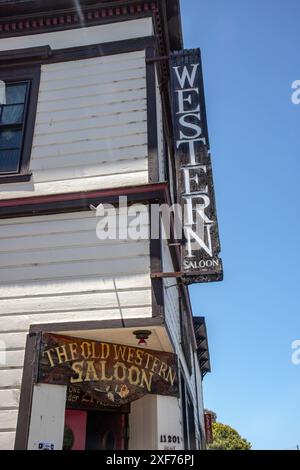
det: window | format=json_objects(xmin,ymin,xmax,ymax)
[
  {"xmin": 0, "ymin": 66, "xmax": 40, "ymax": 183},
  {"xmin": 0, "ymin": 82, "xmax": 29, "ymax": 173}
]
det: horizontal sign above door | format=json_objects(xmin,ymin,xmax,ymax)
[{"xmin": 37, "ymin": 333, "xmax": 179, "ymax": 407}]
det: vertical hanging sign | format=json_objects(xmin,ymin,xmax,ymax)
[{"xmin": 170, "ymin": 49, "xmax": 223, "ymax": 283}]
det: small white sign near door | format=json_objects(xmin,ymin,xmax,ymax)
[{"xmin": 34, "ymin": 441, "xmax": 55, "ymax": 451}]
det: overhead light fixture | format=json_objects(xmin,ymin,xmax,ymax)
[{"xmin": 133, "ymin": 330, "xmax": 152, "ymax": 346}]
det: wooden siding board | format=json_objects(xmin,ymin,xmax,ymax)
[
  {"xmin": 31, "ymin": 146, "xmax": 147, "ymax": 171},
  {"xmin": 0, "ymin": 290, "xmax": 152, "ymax": 316},
  {"xmin": 0, "ymin": 173, "xmax": 149, "ymax": 200},
  {"xmin": 0, "ymin": 275, "xmax": 151, "ymax": 302},
  {"xmin": 0, "ymin": 390, "xmax": 20, "ymax": 408},
  {"xmin": 0, "ymin": 19, "xmax": 154, "ymax": 52},
  {"xmin": 38, "ymin": 78, "xmax": 146, "ymax": 103},
  {"xmin": 0, "ymin": 207, "xmax": 153, "ymax": 450},
  {"xmin": 0, "ymin": 432, "xmax": 15, "ymax": 450},
  {"xmin": 0, "ymin": 257, "xmax": 149, "ymax": 283},
  {"xmin": 0, "ymin": 49, "xmax": 150, "ymax": 200},
  {"xmin": 34, "ymin": 110, "xmax": 147, "ymax": 137},
  {"xmin": 0, "ymin": 307, "xmax": 153, "ymax": 333},
  {"xmin": 35, "ymin": 88, "xmax": 147, "ymax": 113},
  {"xmin": 0, "ymin": 410, "xmax": 18, "ymax": 430},
  {"xmin": 36, "ymin": 99, "xmax": 147, "ymax": 125}
]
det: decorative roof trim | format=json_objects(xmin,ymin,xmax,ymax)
[{"xmin": 0, "ymin": 1, "xmax": 155, "ymax": 37}]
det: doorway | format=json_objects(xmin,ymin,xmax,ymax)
[{"xmin": 63, "ymin": 409, "xmax": 128, "ymax": 450}]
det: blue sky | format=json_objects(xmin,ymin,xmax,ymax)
[{"xmin": 181, "ymin": 0, "xmax": 300, "ymax": 450}]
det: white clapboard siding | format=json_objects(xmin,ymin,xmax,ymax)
[
  {"xmin": 31, "ymin": 133, "xmax": 147, "ymax": 160},
  {"xmin": 33, "ymin": 121, "xmax": 146, "ymax": 148},
  {"xmin": 35, "ymin": 98, "xmax": 147, "ymax": 125},
  {"xmin": 0, "ymin": 369, "xmax": 22, "ymax": 388},
  {"xmin": 32, "ymin": 146, "xmax": 147, "ymax": 171},
  {"xmin": 0, "ymin": 333, "xmax": 27, "ymax": 350},
  {"xmin": 0, "ymin": 17, "xmax": 155, "ymax": 450},
  {"xmin": 0, "ymin": 307, "xmax": 152, "ymax": 334},
  {"xmin": 41, "ymin": 62, "xmax": 145, "ymax": 90},
  {"xmin": 1, "ymin": 352, "xmax": 24, "ymax": 369},
  {"xmin": 0, "ymin": 290, "xmax": 152, "ymax": 316},
  {"xmin": 40, "ymin": 67, "xmax": 146, "ymax": 94},
  {"xmin": 0, "ymin": 172, "xmax": 148, "ymax": 200},
  {"xmin": 0, "ymin": 211, "xmax": 151, "ymax": 319},
  {"xmin": 31, "ymin": 134, "xmax": 147, "ymax": 161},
  {"xmin": 0, "ymin": 50, "xmax": 150, "ymax": 200},
  {"xmin": 0, "ymin": 432, "xmax": 15, "ymax": 450},
  {"xmin": 0, "ymin": 211, "xmax": 125, "ymax": 237},
  {"xmin": 25, "ymin": 159, "xmax": 147, "ymax": 183},
  {"xmin": 0, "ymin": 18, "xmax": 153, "ymax": 51},
  {"xmin": 0, "ymin": 210, "xmax": 152, "ymax": 447},
  {"xmin": 35, "ymin": 110, "xmax": 147, "ymax": 137},
  {"xmin": 0, "ymin": 231, "xmax": 148, "ymax": 253},
  {"xmin": 0, "ymin": 211, "xmax": 151, "ymax": 283},
  {"xmin": 36, "ymin": 88, "xmax": 147, "ymax": 114},
  {"xmin": 0, "ymin": 273, "xmax": 151, "ymax": 299},
  {"xmin": 38, "ymin": 79, "xmax": 146, "ymax": 106},
  {"xmin": 0, "ymin": 390, "xmax": 20, "ymax": 409},
  {"xmin": 0, "ymin": 257, "xmax": 149, "ymax": 282},
  {"xmin": 0, "ymin": 410, "xmax": 18, "ymax": 430},
  {"xmin": 0, "ymin": 242, "xmax": 148, "ymax": 268},
  {"xmin": 42, "ymin": 50, "xmax": 146, "ymax": 72},
  {"xmin": 0, "ymin": 257, "xmax": 150, "ymax": 283}
]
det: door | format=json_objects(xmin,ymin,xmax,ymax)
[
  {"xmin": 64, "ymin": 410, "xmax": 87, "ymax": 450},
  {"xmin": 86, "ymin": 411, "xmax": 127, "ymax": 450},
  {"xmin": 64, "ymin": 409, "xmax": 127, "ymax": 450}
]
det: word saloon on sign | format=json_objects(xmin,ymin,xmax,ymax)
[
  {"xmin": 37, "ymin": 333, "xmax": 179, "ymax": 407},
  {"xmin": 170, "ymin": 49, "xmax": 223, "ymax": 283}
]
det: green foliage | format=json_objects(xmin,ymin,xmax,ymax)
[{"xmin": 208, "ymin": 422, "xmax": 252, "ymax": 450}]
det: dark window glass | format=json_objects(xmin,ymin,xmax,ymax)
[
  {"xmin": 1, "ymin": 105, "xmax": 24, "ymax": 125},
  {"xmin": 0, "ymin": 130, "xmax": 22, "ymax": 149},
  {"xmin": 5, "ymin": 84, "xmax": 27, "ymax": 104},
  {"xmin": 0, "ymin": 81, "xmax": 29, "ymax": 174},
  {"xmin": 0, "ymin": 149, "xmax": 20, "ymax": 172}
]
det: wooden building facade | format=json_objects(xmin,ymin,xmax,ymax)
[{"xmin": 0, "ymin": 0, "xmax": 213, "ymax": 450}]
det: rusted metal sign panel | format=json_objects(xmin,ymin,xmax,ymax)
[
  {"xmin": 170, "ymin": 49, "xmax": 223, "ymax": 284},
  {"xmin": 204, "ymin": 412, "xmax": 214, "ymax": 444},
  {"xmin": 38, "ymin": 333, "xmax": 179, "ymax": 407}
]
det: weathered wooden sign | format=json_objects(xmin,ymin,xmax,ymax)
[
  {"xmin": 37, "ymin": 333, "xmax": 179, "ymax": 407},
  {"xmin": 204, "ymin": 412, "xmax": 214, "ymax": 444},
  {"xmin": 170, "ymin": 49, "xmax": 223, "ymax": 283}
]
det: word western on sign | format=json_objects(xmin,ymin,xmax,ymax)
[
  {"xmin": 170, "ymin": 49, "xmax": 223, "ymax": 283},
  {"xmin": 37, "ymin": 333, "xmax": 179, "ymax": 407}
]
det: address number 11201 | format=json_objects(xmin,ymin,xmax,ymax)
[{"xmin": 160, "ymin": 434, "xmax": 181, "ymax": 445}]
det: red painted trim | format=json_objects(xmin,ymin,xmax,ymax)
[{"xmin": 0, "ymin": 182, "xmax": 169, "ymax": 208}]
